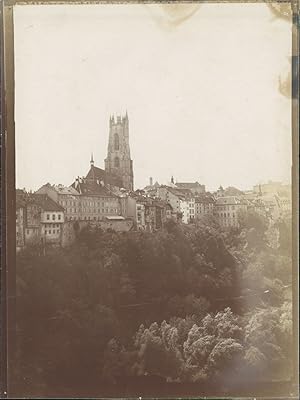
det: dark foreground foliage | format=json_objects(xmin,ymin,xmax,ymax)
[{"xmin": 13, "ymin": 212, "xmax": 294, "ymax": 397}]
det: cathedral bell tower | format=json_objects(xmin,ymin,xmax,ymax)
[{"xmin": 104, "ymin": 112, "xmax": 134, "ymax": 191}]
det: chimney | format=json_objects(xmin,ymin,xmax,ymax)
[{"xmin": 150, "ymin": 177, "xmax": 153, "ymax": 186}]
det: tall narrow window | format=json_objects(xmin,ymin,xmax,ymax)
[
  {"xmin": 114, "ymin": 157, "xmax": 120, "ymax": 168},
  {"xmin": 114, "ymin": 133, "xmax": 119, "ymax": 150}
]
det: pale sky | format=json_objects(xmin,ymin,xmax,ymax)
[{"xmin": 14, "ymin": 3, "xmax": 292, "ymax": 192}]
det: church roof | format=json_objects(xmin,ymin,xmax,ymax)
[
  {"xmin": 85, "ymin": 165, "xmax": 123, "ymax": 188},
  {"xmin": 86, "ymin": 165, "xmax": 106, "ymax": 181}
]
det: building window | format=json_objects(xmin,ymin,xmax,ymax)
[
  {"xmin": 114, "ymin": 157, "xmax": 120, "ymax": 168},
  {"xmin": 114, "ymin": 133, "xmax": 119, "ymax": 150},
  {"xmin": 47, "ymin": 214, "xmax": 50, "ymax": 220},
  {"xmin": 45, "ymin": 230, "xmax": 47, "ymax": 234},
  {"xmin": 49, "ymin": 230, "xmax": 51, "ymax": 234},
  {"xmin": 52, "ymin": 214, "xmax": 55, "ymax": 220}
]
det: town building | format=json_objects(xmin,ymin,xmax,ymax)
[
  {"xmin": 119, "ymin": 194, "xmax": 137, "ymax": 221},
  {"xmin": 180, "ymin": 197, "xmax": 196, "ymax": 224},
  {"xmin": 157, "ymin": 186, "xmax": 186, "ymax": 215},
  {"xmin": 72, "ymin": 178, "xmax": 121, "ymax": 221},
  {"xmin": 143, "ymin": 177, "xmax": 160, "ymax": 197},
  {"xmin": 175, "ymin": 181, "xmax": 205, "ymax": 195},
  {"xmin": 36, "ymin": 183, "xmax": 81, "ymax": 221},
  {"xmin": 16, "ymin": 192, "xmax": 65, "ymax": 249},
  {"xmin": 104, "ymin": 113, "xmax": 134, "ymax": 191},
  {"xmin": 136, "ymin": 202, "xmax": 146, "ymax": 231},
  {"xmin": 214, "ymin": 196, "xmax": 247, "ymax": 228},
  {"xmin": 195, "ymin": 194, "xmax": 215, "ymax": 219},
  {"xmin": 37, "ymin": 177, "xmax": 121, "ymax": 223}
]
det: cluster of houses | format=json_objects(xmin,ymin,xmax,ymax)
[{"xmin": 16, "ymin": 165, "xmax": 292, "ymax": 251}]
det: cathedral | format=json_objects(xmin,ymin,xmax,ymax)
[
  {"xmin": 84, "ymin": 112, "xmax": 134, "ymax": 191},
  {"xmin": 104, "ymin": 112, "xmax": 134, "ymax": 191}
]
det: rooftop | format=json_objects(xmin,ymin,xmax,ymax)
[
  {"xmin": 195, "ymin": 195, "xmax": 215, "ymax": 204},
  {"xmin": 17, "ymin": 193, "xmax": 64, "ymax": 212},
  {"xmin": 86, "ymin": 165, "xmax": 123, "ymax": 188},
  {"xmin": 215, "ymin": 196, "xmax": 245, "ymax": 206},
  {"xmin": 72, "ymin": 180, "xmax": 118, "ymax": 198},
  {"xmin": 176, "ymin": 182, "xmax": 204, "ymax": 189}
]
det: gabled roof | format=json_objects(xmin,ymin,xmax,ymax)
[
  {"xmin": 28, "ymin": 194, "xmax": 64, "ymax": 212},
  {"xmin": 143, "ymin": 181, "xmax": 160, "ymax": 191},
  {"xmin": 85, "ymin": 165, "xmax": 123, "ymax": 188},
  {"xmin": 86, "ymin": 165, "xmax": 106, "ymax": 181}
]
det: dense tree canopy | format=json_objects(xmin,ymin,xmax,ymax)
[{"xmin": 14, "ymin": 210, "xmax": 294, "ymax": 396}]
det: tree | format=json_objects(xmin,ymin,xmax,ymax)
[{"xmin": 238, "ymin": 209, "xmax": 269, "ymax": 249}]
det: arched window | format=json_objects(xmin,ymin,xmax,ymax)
[
  {"xmin": 114, "ymin": 133, "xmax": 119, "ymax": 150},
  {"xmin": 114, "ymin": 157, "xmax": 120, "ymax": 168}
]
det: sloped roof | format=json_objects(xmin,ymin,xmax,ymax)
[
  {"xmin": 223, "ymin": 186, "xmax": 244, "ymax": 196},
  {"xmin": 176, "ymin": 182, "xmax": 204, "ymax": 189},
  {"xmin": 29, "ymin": 194, "xmax": 64, "ymax": 212},
  {"xmin": 73, "ymin": 180, "xmax": 118, "ymax": 198},
  {"xmin": 195, "ymin": 195, "xmax": 215, "ymax": 204},
  {"xmin": 86, "ymin": 165, "xmax": 106, "ymax": 181},
  {"xmin": 168, "ymin": 187, "xmax": 192, "ymax": 199},
  {"xmin": 85, "ymin": 165, "xmax": 123, "ymax": 188},
  {"xmin": 143, "ymin": 181, "xmax": 160, "ymax": 191},
  {"xmin": 215, "ymin": 196, "xmax": 244, "ymax": 206},
  {"xmin": 53, "ymin": 185, "xmax": 80, "ymax": 195}
]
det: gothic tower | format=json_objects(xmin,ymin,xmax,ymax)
[{"xmin": 104, "ymin": 112, "xmax": 134, "ymax": 191}]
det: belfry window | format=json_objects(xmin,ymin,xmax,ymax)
[
  {"xmin": 114, "ymin": 157, "xmax": 120, "ymax": 168},
  {"xmin": 114, "ymin": 133, "xmax": 119, "ymax": 150}
]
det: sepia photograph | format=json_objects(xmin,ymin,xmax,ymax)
[{"xmin": 1, "ymin": 0, "xmax": 298, "ymax": 398}]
